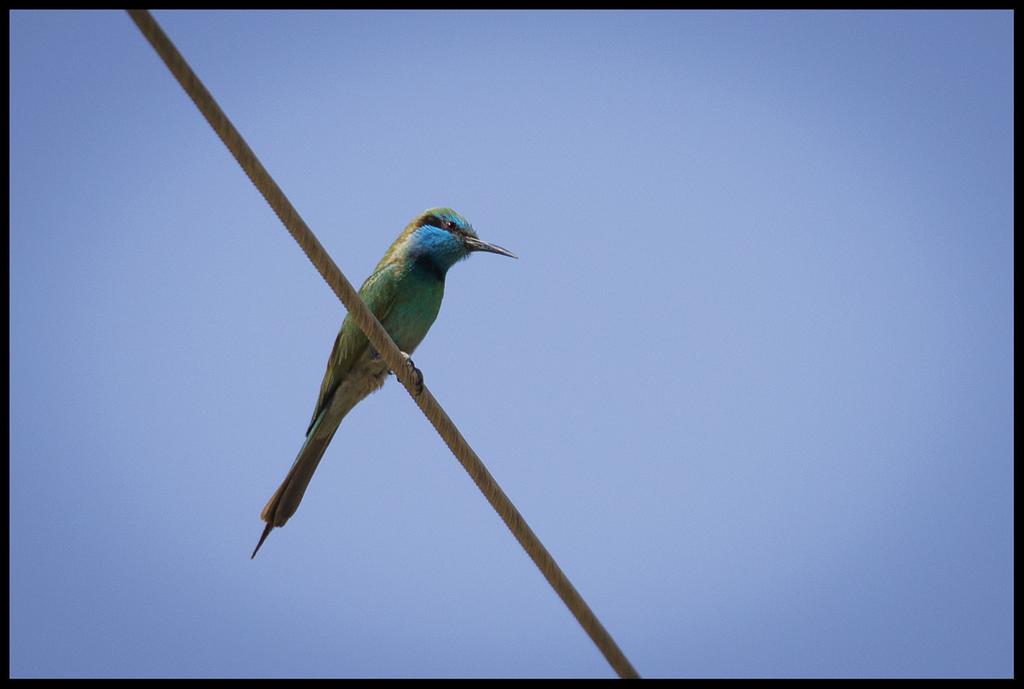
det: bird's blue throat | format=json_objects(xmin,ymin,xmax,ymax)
[{"xmin": 407, "ymin": 224, "xmax": 468, "ymax": 280}]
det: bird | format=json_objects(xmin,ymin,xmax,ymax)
[{"xmin": 251, "ymin": 208, "xmax": 516, "ymax": 558}]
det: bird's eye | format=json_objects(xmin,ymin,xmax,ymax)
[{"xmin": 443, "ymin": 220, "xmax": 455, "ymax": 231}]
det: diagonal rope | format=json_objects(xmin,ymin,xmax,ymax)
[{"xmin": 127, "ymin": 10, "xmax": 639, "ymax": 679}]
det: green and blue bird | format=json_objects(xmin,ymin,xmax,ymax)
[{"xmin": 252, "ymin": 208, "xmax": 515, "ymax": 558}]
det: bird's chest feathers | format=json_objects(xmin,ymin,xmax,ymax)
[{"xmin": 383, "ymin": 269, "xmax": 445, "ymax": 353}]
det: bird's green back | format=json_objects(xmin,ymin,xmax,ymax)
[{"xmin": 305, "ymin": 262, "xmax": 399, "ymax": 436}]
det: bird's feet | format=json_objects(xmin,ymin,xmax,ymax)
[
  {"xmin": 400, "ymin": 353, "xmax": 424, "ymax": 396},
  {"xmin": 380, "ymin": 350, "xmax": 423, "ymax": 395}
]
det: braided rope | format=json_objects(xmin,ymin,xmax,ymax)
[{"xmin": 127, "ymin": 10, "xmax": 639, "ymax": 679}]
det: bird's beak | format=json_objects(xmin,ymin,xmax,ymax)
[{"xmin": 464, "ymin": 236, "xmax": 518, "ymax": 259}]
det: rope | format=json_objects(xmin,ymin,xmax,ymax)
[{"xmin": 127, "ymin": 10, "xmax": 639, "ymax": 679}]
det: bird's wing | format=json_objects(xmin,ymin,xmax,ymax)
[{"xmin": 305, "ymin": 262, "xmax": 400, "ymax": 436}]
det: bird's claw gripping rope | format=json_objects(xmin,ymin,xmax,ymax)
[
  {"xmin": 400, "ymin": 353, "xmax": 424, "ymax": 396},
  {"xmin": 372, "ymin": 348, "xmax": 423, "ymax": 395},
  {"xmin": 373, "ymin": 348, "xmax": 423, "ymax": 395}
]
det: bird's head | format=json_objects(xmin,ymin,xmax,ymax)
[{"xmin": 400, "ymin": 207, "xmax": 516, "ymax": 277}]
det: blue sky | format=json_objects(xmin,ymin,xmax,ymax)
[{"xmin": 9, "ymin": 10, "xmax": 1013, "ymax": 678}]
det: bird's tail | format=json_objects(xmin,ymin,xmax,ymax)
[{"xmin": 251, "ymin": 409, "xmax": 339, "ymax": 558}]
